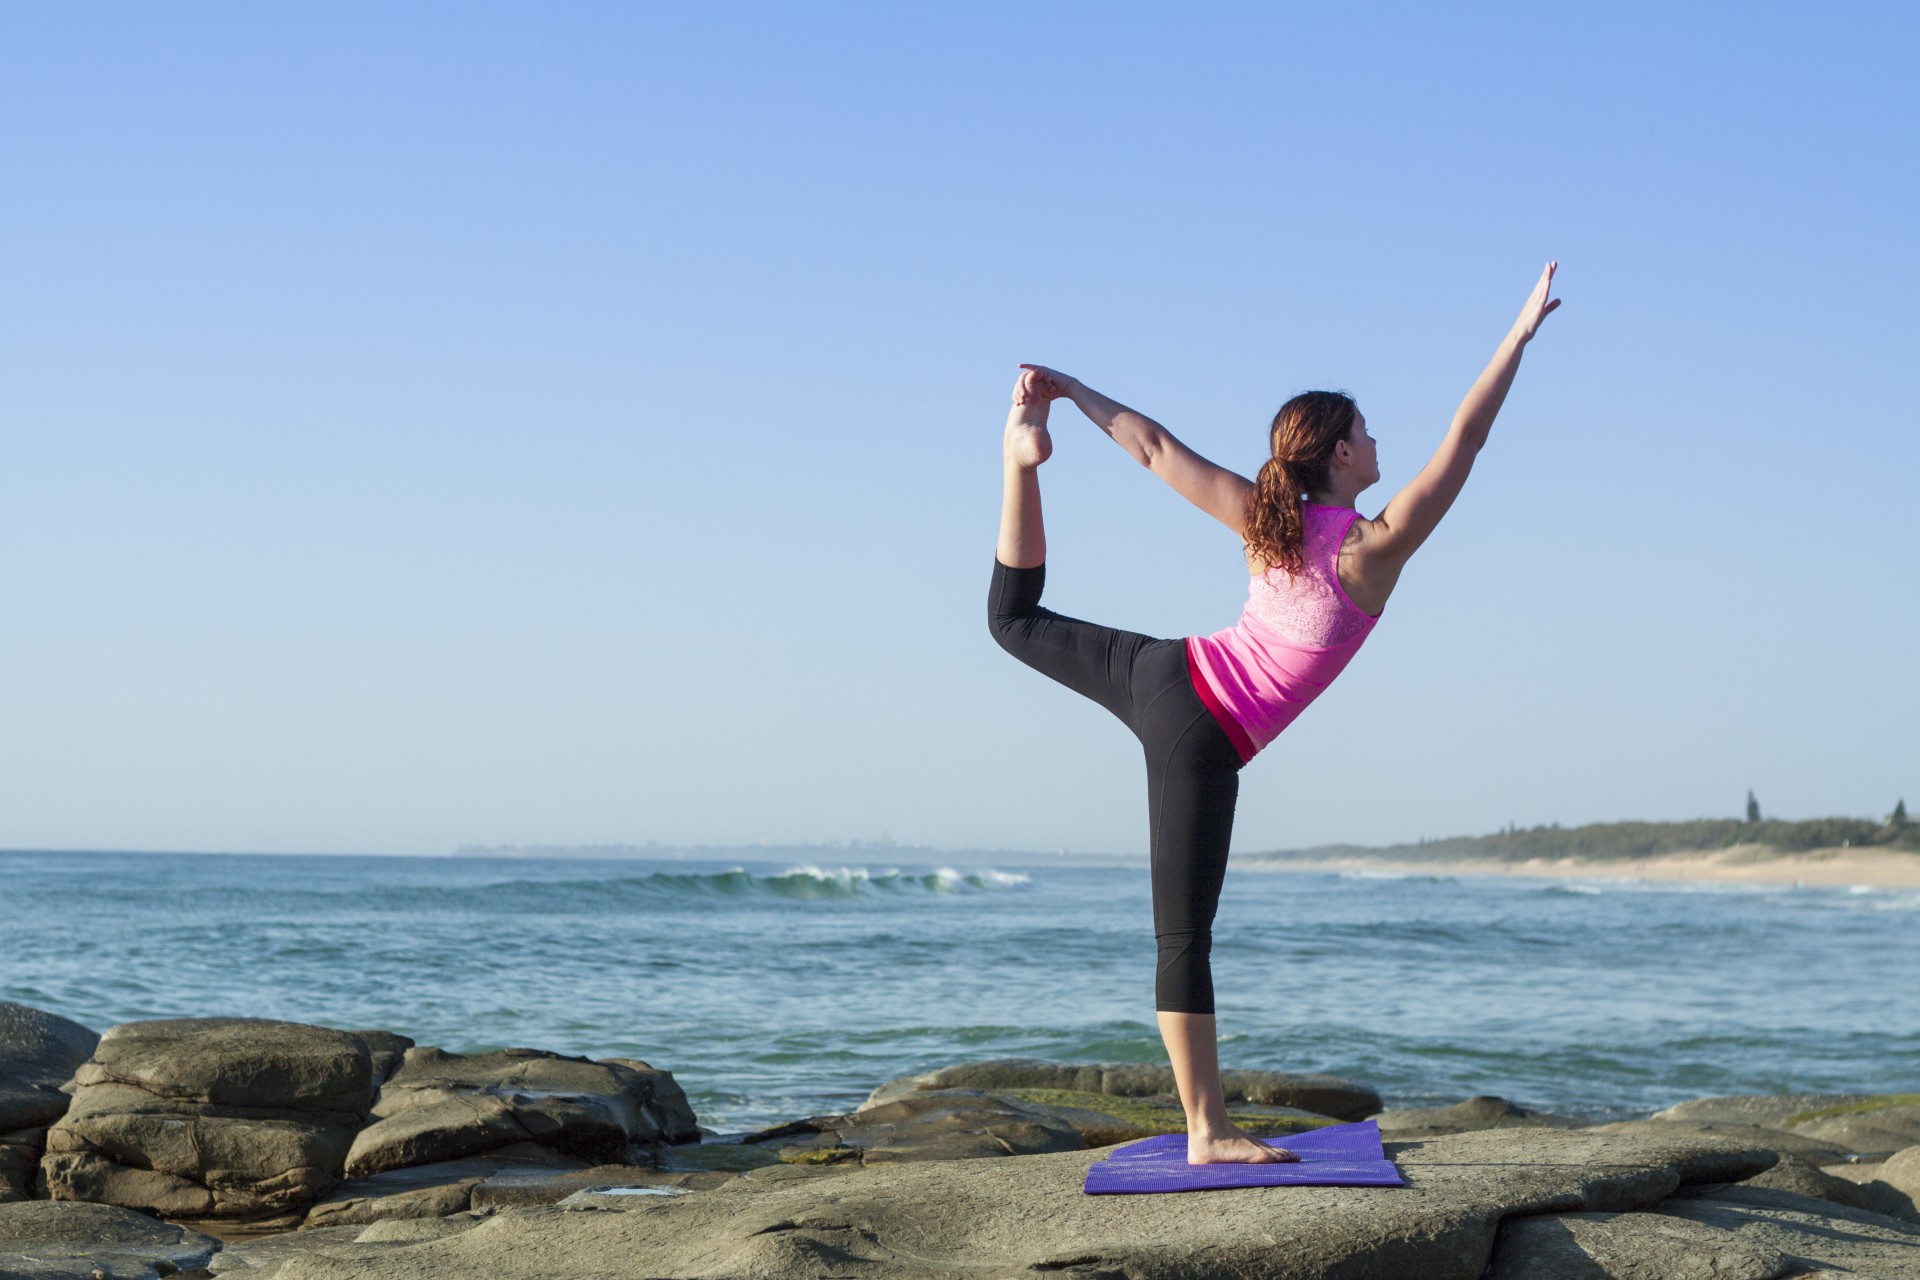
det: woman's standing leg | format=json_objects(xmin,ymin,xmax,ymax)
[{"xmin": 1133, "ymin": 644, "xmax": 1295, "ymax": 1163}]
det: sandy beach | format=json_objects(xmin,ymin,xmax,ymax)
[{"xmin": 1243, "ymin": 844, "xmax": 1920, "ymax": 890}]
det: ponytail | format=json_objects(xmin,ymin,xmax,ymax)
[{"xmin": 1242, "ymin": 391, "xmax": 1356, "ymax": 575}]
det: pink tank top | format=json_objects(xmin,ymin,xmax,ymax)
[{"xmin": 1185, "ymin": 503, "xmax": 1380, "ymax": 762}]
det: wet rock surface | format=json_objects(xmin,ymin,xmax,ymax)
[
  {"xmin": 0, "ymin": 1200, "xmax": 220, "ymax": 1280},
  {"xmin": 342, "ymin": 1047, "xmax": 700, "ymax": 1178},
  {"xmin": 245, "ymin": 1127, "xmax": 1779, "ymax": 1280},
  {"xmin": 863, "ymin": 1057, "xmax": 1382, "ymax": 1121},
  {"xmin": 0, "ymin": 1005, "xmax": 99, "ymax": 1203},
  {"xmin": 41, "ymin": 1019, "xmax": 374, "ymax": 1226}
]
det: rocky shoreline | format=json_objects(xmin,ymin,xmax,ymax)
[{"xmin": 3, "ymin": 1002, "xmax": 1917, "ymax": 1278}]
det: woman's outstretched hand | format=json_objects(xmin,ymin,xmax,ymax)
[
  {"xmin": 1015, "ymin": 364, "xmax": 1078, "ymax": 406},
  {"xmin": 1510, "ymin": 261, "xmax": 1562, "ymax": 343}
]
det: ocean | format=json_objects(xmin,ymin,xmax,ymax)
[{"xmin": 4, "ymin": 850, "xmax": 1916, "ymax": 1133}]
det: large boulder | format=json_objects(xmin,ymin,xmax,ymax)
[
  {"xmin": 0, "ymin": 1200, "xmax": 221, "ymax": 1280},
  {"xmin": 863, "ymin": 1057, "xmax": 1381, "ymax": 1121},
  {"xmin": 343, "ymin": 1048, "xmax": 699, "ymax": 1178},
  {"xmin": 0, "ymin": 1004, "xmax": 98, "ymax": 1202},
  {"xmin": 253, "ymin": 1126, "xmax": 1779, "ymax": 1279},
  {"xmin": 41, "ymin": 1018, "xmax": 374, "ymax": 1226}
]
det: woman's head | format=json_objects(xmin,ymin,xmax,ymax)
[{"xmin": 1243, "ymin": 391, "xmax": 1375, "ymax": 574}]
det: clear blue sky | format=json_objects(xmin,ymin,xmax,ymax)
[{"xmin": 2, "ymin": 3, "xmax": 1914, "ymax": 856}]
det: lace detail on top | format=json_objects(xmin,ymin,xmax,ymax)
[{"xmin": 1244, "ymin": 505, "xmax": 1372, "ymax": 648}]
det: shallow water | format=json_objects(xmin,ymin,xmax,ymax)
[{"xmin": 4, "ymin": 850, "xmax": 1915, "ymax": 1132}]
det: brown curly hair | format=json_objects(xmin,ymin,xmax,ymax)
[{"xmin": 1242, "ymin": 391, "xmax": 1359, "ymax": 575}]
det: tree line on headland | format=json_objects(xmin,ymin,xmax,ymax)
[{"xmin": 1265, "ymin": 799, "xmax": 1915, "ymax": 864}]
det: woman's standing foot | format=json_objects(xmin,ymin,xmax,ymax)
[{"xmin": 1187, "ymin": 1121, "xmax": 1299, "ymax": 1165}]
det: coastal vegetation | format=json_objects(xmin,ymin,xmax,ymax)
[{"xmin": 1264, "ymin": 803, "xmax": 1918, "ymax": 865}]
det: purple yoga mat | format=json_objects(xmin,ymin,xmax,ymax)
[{"xmin": 1082, "ymin": 1119, "xmax": 1404, "ymax": 1194}]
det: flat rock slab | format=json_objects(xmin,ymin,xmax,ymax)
[
  {"xmin": 0, "ymin": 1200, "xmax": 220, "ymax": 1280},
  {"xmin": 260, "ymin": 1126, "xmax": 1777, "ymax": 1279},
  {"xmin": 1588, "ymin": 1120, "xmax": 1851, "ymax": 1166},
  {"xmin": 206, "ymin": 1217, "xmax": 488, "ymax": 1275},
  {"xmin": 65, "ymin": 1019, "xmax": 373, "ymax": 1114},
  {"xmin": 1487, "ymin": 1209, "xmax": 1793, "ymax": 1279},
  {"xmin": 305, "ymin": 1146, "xmax": 591, "ymax": 1228},
  {"xmin": 1650, "ymin": 1094, "xmax": 1872, "ymax": 1129},
  {"xmin": 210, "ymin": 1224, "xmax": 367, "ymax": 1274},
  {"xmin": 1653, "ymin": 1183, "xmax": 1920, "ymax": 1276},
  {"xmin": 1783, "ymin": 1104, "xmax": 1920, "ymax": 1157},
  {"xmin": 345, "ymin": 1047, "xmax": 699, "ymax": 1178},
  {"xmin": 744, "ymin": 1088, "xmax": 1084, "ymax": 1165},
  {"xmin": 1649, "ymin": 1092, "xmax": 1920, "ymax": 1157},
  {"xmin": 864, "ymin": 1058, "xmax": 1381, "ymax": 1121},
  {"xmin": 1375, "ymin": 1095, "xmax": 1580, "ymax": 1138}
]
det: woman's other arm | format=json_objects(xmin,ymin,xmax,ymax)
[
  {"xmin": 1019, "ymin": 365, "xmax": 1254, "ymax": 537},
  {"xmin": 1367, "ymin": 261, "xmax": 1561, "ymax": 567}
]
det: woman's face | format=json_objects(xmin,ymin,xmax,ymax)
[{"xmin": 1343, "ymin": 413, "xmax": 1381, "ymax": 491}]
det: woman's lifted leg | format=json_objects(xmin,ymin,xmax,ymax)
[{"xmin": 997, "ymin": 371, "xmax": 1052, "ymax": 569}]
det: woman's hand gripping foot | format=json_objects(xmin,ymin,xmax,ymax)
[
  {"xmin": 1187, "ymin": 1121, "xmax": 1300, "ymax": 1165},
  {"xmin": 1005, "ymin": 366, "xmax": 1060, "ymax": 470}
]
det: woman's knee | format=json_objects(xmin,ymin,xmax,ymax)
[
  {"xmin": 1154, "ymin": 929, "xmax": 1215, "ymax": 1015},
  {"xmin": 987, "ymin": 560, "xmax": 1046, "ymax": 650}
]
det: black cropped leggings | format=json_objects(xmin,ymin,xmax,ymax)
[{"xmin": 987, "ymin": 560, "xmax": 1244, "ymax": 1015}]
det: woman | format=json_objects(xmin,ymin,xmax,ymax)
[{"xmin": 989, "ymin": 262, "xmax": 1560, "ymax": 1165}]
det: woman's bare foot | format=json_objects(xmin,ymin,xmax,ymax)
[
  {"xmin": 1004, "ymin": 389, "xmax": 1052, "ymax": 470},
  {"xmin": 1187, "ymin": 1122, "xmax": 1299, "ymax": 1165}
]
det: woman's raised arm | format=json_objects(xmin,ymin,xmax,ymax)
[
  {"xmin": 1368, "ymin": 262, "xmax": 1561, "ymax": 567},
  {"xmin": 1019, "ymin": 364, "xmax": 1255, "ymax": 538}
]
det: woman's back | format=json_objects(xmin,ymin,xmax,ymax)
[
  {"xmin": 1245, "ymin": 503, "xmax": 1379, "ymax": 649},
  {"xmin": 1187, "ymin": 503, "xmax": 1381, "ymax": 761}
]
